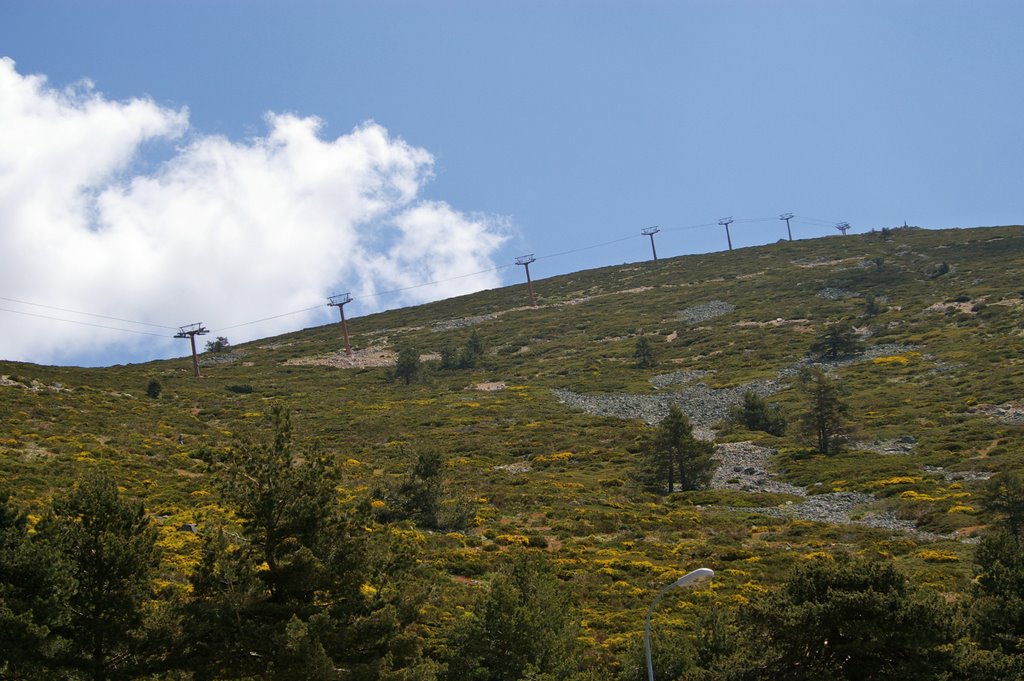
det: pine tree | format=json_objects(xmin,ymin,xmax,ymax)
[
  {"xmin": 643, "ymin": 405, "xmax": 717, "ymax": 493},
  {"xmin": 729, "ymin": 391, "xmax": 787, "ymax": 436},
  {"xmin": 444, "ymin": 551, "xmax": 580, "ymax": 681},
  {"xmin": 37, "ymin": 472, "xmax": 160, "ymax": 681},
  {"xmin": 0, "ymin": 490, "xmax": 71, "ymax": 678},
  {"xmin": 461, "ymin": 331, "xmax": 485, "ymax": 368},
  {"xmin": 204, "ymin": 336, "xmax": 231, "ymax": 353},
  {"xmin": 182, "ymin": 406, "xmax": 433, "ymax": 680},
  {"xmin": 377, "ymin": 450, "xmax": 444, "ymax": 528},
  {"xmin": 395, "ymin": 347, "xmax": 421, "ymax": 384},
  {"xmin": 634, "ymin": 337, "xmax": 657, "ymax": 369},
  {"xmin": 734, "ymin": 556, "xmax": 955, "ymax": 680},
  {"xmin": 798, "ymin": 367, "xmax": 848, "ymax": 455},
  {"xmin": 810, "ymin": 324, "xmax": 864, "ymax": 359},
  {"xmin": 970, "ymin": 472, "xmax": 1024, "ymax": 658}
]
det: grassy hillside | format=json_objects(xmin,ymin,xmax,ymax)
[{"xmin": 3, "ymin": 224, "xmax": 1024, "ymax": 667}]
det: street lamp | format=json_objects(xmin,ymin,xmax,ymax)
[{"xmin": 644, "ymin": 567, "xmax": 714, "ymax": 681}]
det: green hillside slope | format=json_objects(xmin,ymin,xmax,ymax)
[{"xmin": 3, "ymin": 224, "xmax": 1024, "ymax": 677}]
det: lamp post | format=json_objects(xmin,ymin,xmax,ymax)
[{"xmin": 644, "ymin": 567, "xmax": 714, "ymax": 681}]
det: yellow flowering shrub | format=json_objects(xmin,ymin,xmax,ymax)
[
  {"xmin": 534, "ymin": 451, "xmax": 573, "ymax": 463},
  {"xmin": 801, "ymin": 551, "xmax": 834, "ymax": 561},
  {"xmin": 915, "ymin": 549, "xmax": 959, "ymax": 563},
  {"xmin": 495, "ymin": 534, "xmax": 530, "ymax": 546},
  {"xmin": 870, "ymin": 476, "xmax": 921, "ymax": 487},
  {"xmin": 873, "ymin": 355, "xmax": 910, "ymax": 365}
]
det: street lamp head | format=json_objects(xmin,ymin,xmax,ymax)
[{"xmin": 673, "ymin": 567, "xmax": 714, "ymax": 588}]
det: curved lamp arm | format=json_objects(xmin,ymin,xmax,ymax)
[{"xmin": 644, "ymin": 568, "xmax": 714, "ymax": 681}]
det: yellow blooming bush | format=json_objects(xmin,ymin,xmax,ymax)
[
  {"xmin": 157, "ymin": 525, "xmax": 203, "ymax": 575},
  {"xmin": 900, "ymin": 490, "xmax": 971, "ymax": 502},
  {"xmin": 534, "ymin": 450, "xmax": 573, "ymax": 463},
  {"xmin": 495, "ymin": 534, "xmax": 531, "ymax": 546},
  {"xmin": 741, "ymin": 581, "xmax": 769, "ymax": 595},
  {"xmin": 873, "ymin": 355, "xmax": 910, "ymax": 365},
  {"xmin": 801, "ymin": 551, "xmax": 834, "ymax": 561},
  {"xmin": 915, "ymin": 549, "xmax": 960, "ymax": 563},
  {"xmin": 870, "ymin": 476, "xmax": 921, "ymax": 487}
]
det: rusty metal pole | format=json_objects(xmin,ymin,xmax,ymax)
[
  {"xmin": 718, "ymin": 217, "xmax": 734, "ymax": 251},
  {"xmin": 642, "ymin": 226, "xmax": 660, "ymax": 262},
  {"xmin": 328, "ymin": 293, "xmax": 354, "ymax": 356},
  {"xmin": 516, "ymin": 255, "xmax": 537, "ymax": 307},
  {"xmin": 174, "ymin": 323, "xmax": 209, "ymax": 378},
  {"xmin": 189, "ymin": 334, "xmax": 200, "ymax": 377},
  {"xmin": 339, "ymin": 304, "xmax": 351, "ymax": 356},
  {"xmin": 780, "ymin": 212, "xmax": 794, "ymax": 241}
]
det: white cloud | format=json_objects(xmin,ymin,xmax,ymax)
[{"xmin": 0, "ymin": 58, "xmax": 509, "ymax": 364}]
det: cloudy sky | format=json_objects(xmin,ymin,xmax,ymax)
[{"xmin": 2, "ymin": 1, "xmax": 1023, "ymax": 366}]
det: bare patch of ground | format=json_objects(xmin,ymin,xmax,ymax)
[
  {"xmin": 857, "ymin": 436, "xmax": 917, "ymax": 455},
  {"xmin": 468, "ymin": 378, "xmax": 505, "ymax": 391},
  {"xmin": 472, "ymin": 382, "xmax": 506, "ymax": 392},
  {"xmin": 792, "ymin": 256, "xmax": 865, "ymax": 268},
  {"xmin": 432, "ymin": 313, "xmax": 500, "ymax": 332},
  {"xmin": 679, "ymin": 300, "xmax": 735, "ymax": 324},
  {"xmin": 363, "ymin": 325, "xmax": 425, "ymax": 337},
  {"xmin": 284, "ymin": 346, "xmax": 397, "ymax": 368},
  {"xmin": 969, "ymin": 401, "xmax": 1024, "ymax": 425},
  {"xmin": 711, "ymin": 442, "xmax": 805, "ymax": 495},
  {"xmin": 494, "ymin": 462, "xmax": 531, "ymax": 474},
  {"xmin": 16, "ymin": 441, "xmax": 56, "ymax": 460},
  {"xmin": 817, "ymin": 287, "xmax": 860, "ymax": 300},
  {"xmin": 734, "ymin": 318, "xmax": 812, "ymax": 329},
  {"xmin": 926, "ymin": 300, "xmax": 979, "ymax": 314},
  {"xmin": 712, "ymin": 442, "xmax": 935, "ymax": 536},
  {"xmin": 0, "ymin": 376, "xmax": 65, "ymax": 392}
]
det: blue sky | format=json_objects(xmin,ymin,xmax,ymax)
[{"xmin": 2, "ymin": 1, "xmax": 1023, "ymax": 366}]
